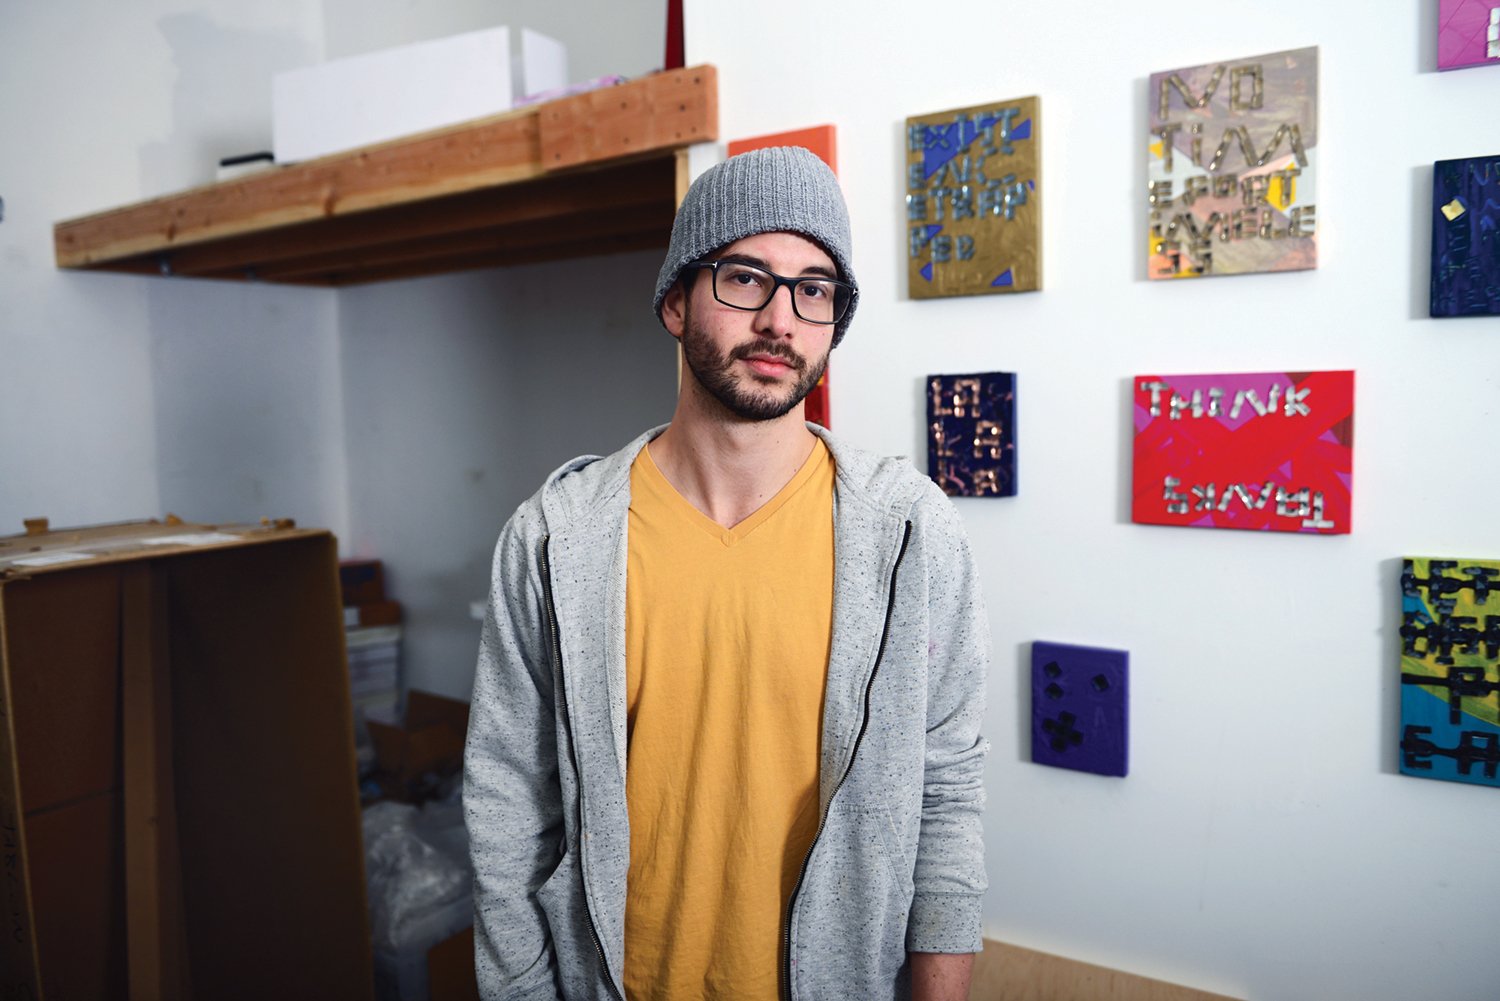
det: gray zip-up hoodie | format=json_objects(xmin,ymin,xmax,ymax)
[{"xmin": 464, "ymin": 425, "xmax": 989, "ymax": 1000}]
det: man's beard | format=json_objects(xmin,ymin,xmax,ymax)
[{"xmin": 679, "ymin": 304, "xmax": 830, "ymax": 422}]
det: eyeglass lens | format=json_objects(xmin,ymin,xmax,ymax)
[{"xmin": 712, "ymin": 262, "xmax": 849, "ymax": 324}]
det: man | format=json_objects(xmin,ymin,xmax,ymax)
[{"xmin": 465, "ymin": 146, "xmax": 989, "ymax": 1001}]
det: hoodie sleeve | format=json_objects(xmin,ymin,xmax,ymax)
[
  {"xmin": 464, "ymin": 505, "xmax": 566, "ymax": 999},
  {"xmin": 905, "ymin": 486, "xmax": 991, "ymax": 954}
]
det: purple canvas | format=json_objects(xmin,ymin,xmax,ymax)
[
  {"xmin": 1031, "ymin": 641, "xmax": 1129, "ymax": 777},
  {"xmin": 1439, "ymin": 0, "xmax": 1500, "ymax": 71},
  {"xmin": 1431, "ymin": 156, "xmax": 1500, "ymax": 317}
]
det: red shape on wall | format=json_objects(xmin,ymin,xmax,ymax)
[
  {"xmin": 727, "ymin": 125, "xmax": 838, "ymax": 173},
  {"xmin": 665, "ymin": 0, "xmax": 684, "ymax": 70},
  {"xmin": 803, "ymin": 371, "xmax": 830, "ymax": 427},
  {"xmin": 727, "ymin": 126, "xmax": 838, "ymax": 428}
]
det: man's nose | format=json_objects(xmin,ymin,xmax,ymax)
[{"xmin": 754, "ymin": 283, "xmax": 799, "ymax": 335}]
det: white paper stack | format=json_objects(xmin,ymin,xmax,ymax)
[{"xmin": 347, "ymin": 624, "xmax": 402, "ymax": 715}]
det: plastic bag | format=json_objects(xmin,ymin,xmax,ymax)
[{"xmin": 363, "ymin": 799, "xmax": 470, "ymax": 953}]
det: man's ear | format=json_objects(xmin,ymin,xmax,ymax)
[{"xmin": 661, "ymin": 282, "xmax": 687, "ymax": 339}]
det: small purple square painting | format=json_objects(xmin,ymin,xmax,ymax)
[
  {"xmin": 927, "ymin": 372, "xmax": 1017, "ymax": 497},
  {"xmin": 1438, "ymin": 0, "xmax": 1500, "ymax": 71},
  {"xmin": 1031, "ymin": 641, "xmax": 1129, "ymax": 777}
]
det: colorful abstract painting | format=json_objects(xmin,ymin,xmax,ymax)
[
  {"xmin": 927, "ymin": 372, "xmax": 1016, "ymax": 497},
  {"xmin": 1400, "ymin": 558, "xmax": 1500, "ymax": 788},
  {"xmin": 906, "ymin": 96, "xmax": 1041, "ymax": 297},
  {"xmin": 1438, "ymin": 0, "xmax": 1500, "ymax": 71},
  {"xmin": 1430, "ymin": 155, "xmax": 1500, "ymax": 317},
  {"xmin": 729, "ymin": 125, "xmax": 838, "ymax": 426},
  {"xmin": 1031, "ymin": 642, "xmax": 1128, "ymax": 778},
  {"xmin": 1148, "ymin": 46, "xmax": 1317, "ymax": 279},
  {"xmin": 1132, "ymin": 370, "xmax": 1353, "ymax": 534}
]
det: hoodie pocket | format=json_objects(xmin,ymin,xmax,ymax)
[
  {"xmin": 533, "ymin": 849, "xmax": 598, "ymax": 996},
  {"xmin": 793, "ymin": 803, "xmax": 914, "ymax": 993},
  {"xmin": 861, "ymin": 803, "xmax": 916, "ymax": 911},
  {"xmin": 804, "ymin": 804, "xmax": 906, "ymax": 990}
]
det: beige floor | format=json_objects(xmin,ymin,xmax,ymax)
[{"xmin": 970, "ymin": 940, "xmax": 1244, "ymax": 1001}]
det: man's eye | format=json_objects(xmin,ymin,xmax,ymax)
[
  {"xmin": 724, "ymin": 268, "xmax": 767, "ymax": 288},
  {"xmin": 798, "ymin": 281, "xmax": 832, "ymax": 299}
]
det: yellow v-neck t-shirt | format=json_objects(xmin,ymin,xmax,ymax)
[{"xmin": 623, "ymin": 438, "xmax": 835, "ymax": 1000}]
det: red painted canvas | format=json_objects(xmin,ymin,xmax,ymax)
[
  {"xmin": 1131, "ymin": 370, "xmax": 1354, "ymax": 534},
  {"xmin": 727, "ymin": 126, "xmax": 838, "ymax": 428}
]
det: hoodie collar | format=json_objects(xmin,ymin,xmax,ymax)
[{"xmin": 538, "ymin": 422, "xmax": 925, "ymax": 530}]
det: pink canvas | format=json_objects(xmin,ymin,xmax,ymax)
[{"xmin": 1439, "ymin": 0, "xmax": 1500, "ymax": 71}]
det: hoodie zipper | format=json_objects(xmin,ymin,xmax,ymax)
[
  {"xmin": 780, "ymin": 520, "xmax": 913, "ymax": 1001},
  {"xmin": 540, "ymin": 536, "xmax": 625, "ymax": 1001}
]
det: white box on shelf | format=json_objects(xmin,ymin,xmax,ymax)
[
  {"xmin": 518, "ymin": 28, "xmax": 567, "ymax": 102},
  {"xmin": 272, "ymin": 26, "xmax": 568, "ymax": 164}
]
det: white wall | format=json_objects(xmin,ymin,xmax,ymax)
[
  {"xmin": 0, "ymin": 1, "xmax": 346, "ymax": 537},
  {"xmin": 2, "ymin": 0, "xmax": 671, "ymax": 695},
  {"xmin": 337, "ymin": 254, "xmax": 677, "ymax": 700},
  {"xmin": 321, "ymin": 0, "xmax": 666, "ymax": 79},
  {"xmin": 689, "ymin": 1, "xmax": 1499, "ymax": 999},
  {"xmin": 322, "ymin": 0, "xmax": 674, "ymax": 699}
]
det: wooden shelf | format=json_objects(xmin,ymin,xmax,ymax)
[{"xmin": 53, "ymin": 66, "xmax": 718, "ymax": 286}]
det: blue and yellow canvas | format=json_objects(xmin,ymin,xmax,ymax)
[{"xmin": 1399, "ymin": 557, "xmax": 1500, "ymax": 788}]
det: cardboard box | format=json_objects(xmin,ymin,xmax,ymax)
[
  {"xmin": 366, "ymin": 691, "xmax": 470, "ymax": 802},
  {"xmin": 428, "ymin": 926, "xmax": 481, "ymax": 1001},
  {"xmin": 0, "ymin": 520, "xmax": 373, "ymax": 1000},
  {"xmin": 272, "ymin": 26, "xmax": 567, "ymax": 163},
  {"xmin": 339, "ymin": 558, "xmax": 387, "ymax": 606}
]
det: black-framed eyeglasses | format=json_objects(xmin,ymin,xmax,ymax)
[{"xmin": 684, "ymin": 260, "xmax": 853, "ymax": 325}]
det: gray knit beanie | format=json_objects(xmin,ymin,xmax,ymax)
[{"xmin": 653, "ymin": 145, "xmax": 858, "ymax": 346}]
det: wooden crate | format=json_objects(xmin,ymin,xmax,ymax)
[{"xmin": 0, "ymin": 521, "xmax": 372, "ymax": 1001}]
